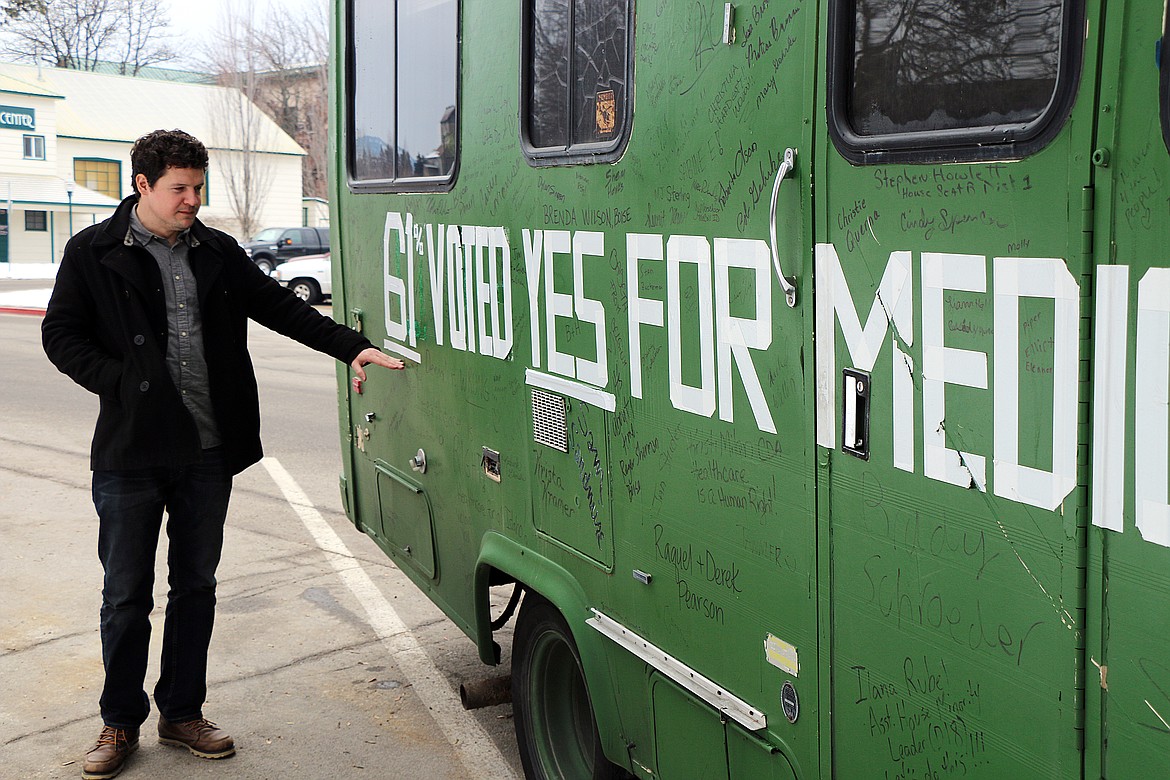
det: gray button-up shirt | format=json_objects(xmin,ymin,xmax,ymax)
[{"xmin": 126, "ymin": 208, "xmax": 222, "ymax": 448}]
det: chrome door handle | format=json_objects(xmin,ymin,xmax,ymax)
[{"xmin": 768, "ymin": 147, "xmax": 798, "ymax": 308}]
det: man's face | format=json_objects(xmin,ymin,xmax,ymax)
[{"xmin": 135, "ymin": 166, "xmax": 204, "ymax": 241}]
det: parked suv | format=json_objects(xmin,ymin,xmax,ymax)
[{"xmin": 243, "ymin": 227, "xmax": 330, "ymax": 273}]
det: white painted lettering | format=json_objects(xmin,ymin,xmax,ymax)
[
  {"xmin": 1136, "ymin": 268, "xmax": 1170, "ymax": 546},
  {"xmin": 714, "ymin": 238, "xmax": 775, "ymax": 433},
  {"xmin": 573, "ymin": 231, "xmax": 607, "ymax": 387},
  {"xmin": 447, "ymin": 225, "xmax": 468, "ymax": 351},
  {"xmin": 814, "ymin": 244, "xmax": 914, "ymax": 467},
  {"xmin": 523, "ymin": 229, "xmax": 543, "ymax": 367},
  {"xmin": 1092, "ymin": 266, "xmax": 1129, "ymax": 532},
  {"xmin": 424, "ymin": 223, "xmax": 447, "ymax": 346},
  {"xmin": 667, "ymin": 235, "xmax": 716, "ymax": 418},
  {"xmin": 544, "ymin": 229, "xmax": 575, "ymax": 378},
  {"xmin": 922, "ymin": 252, "xmax": 987, "ymax": 491},
  {"xmin": 992, "ymin": 256, "xmax": 1078, "ymax": 510},
  {"xmin": 383, "ymin": 212, "xmax": 409, "ymax": 344}
]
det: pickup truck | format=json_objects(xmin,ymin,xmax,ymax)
[{"xmin": 242, "ymin": 227, "xmax": 330, "ymax": 273}]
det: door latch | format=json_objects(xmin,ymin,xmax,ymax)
[{"xmin": 842, "ymin": 368, "xmax": 870, "ymax": 460}]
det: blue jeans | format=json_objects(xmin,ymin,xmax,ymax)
[{"xmin": 91, "ymin": 447, "xmax": 232, "ymax": 729}]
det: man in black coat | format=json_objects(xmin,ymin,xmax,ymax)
[{"xmin": 42, "ymin": 129, "xmax": 403, "ymax": 780}]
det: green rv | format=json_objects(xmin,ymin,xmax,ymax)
[{"xmin": 329, "ymin": 0, "xmax": 1170, "ymax": 777}]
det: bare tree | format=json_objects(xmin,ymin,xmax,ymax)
[
  {"xmin": 246, "ymin": 4, "xmax": 329, "ymax": 199},
  {"xmin": 2, "ymin": 0, "xmax": 173, "ymax": 71},
  {"xmin": 3, "ymin": 0, "xmax": 114, "ymax": 69},
  {"xmin": 114, "ymin": 0, "xmax": 173, "ymax": 75},
  {"xmin": 2, "ymin": 0, "xmax": 40, "ymax": 23},
  {"xmin": 200, "ymin": 3, "xmax": 330, "ymax": 201},
  {"xmin": 204, "ymin": 7, "xmax": 276, "ymax": 240}
]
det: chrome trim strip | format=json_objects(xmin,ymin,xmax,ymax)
[{"xmin": 586, "ymin": 608, "xmax": 767, "ymax": 730}]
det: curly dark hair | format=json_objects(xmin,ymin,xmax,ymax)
[{"xmin": 130, "ymin": 129, "xmax": 209, "ymax": 194}]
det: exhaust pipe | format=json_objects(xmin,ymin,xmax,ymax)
[{"xmin": 459, "ymin": 675, "xmax": 512, "ymax": 710}]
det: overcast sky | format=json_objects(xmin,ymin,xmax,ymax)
[{"xmin": 160, "ymin": 0, "xmax": 327, "ymax": 68}]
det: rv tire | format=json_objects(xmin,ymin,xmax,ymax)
[{"xmin": 512, "ymin": 595, "xmax": 625, "ymax": 780}]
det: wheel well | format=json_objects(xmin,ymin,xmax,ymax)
[
  {"xmin": 473, "ymin": 534, "xmax": 628, "ymax": 771},
  {"xmin": 474, "ymin": 533, "xmax": 591, "ymax": 666}
]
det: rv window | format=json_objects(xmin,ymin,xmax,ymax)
[
  {"xmin": 523, "ymin": 0, "xmax": 632, "ymax": 164},
  {"xmin": 829, "ymin": 0, "xmax": 1081, "ymax": 162},
  {"xmin": 347, "ymin": 0, "xmax": 458, "ymax": 189},
  {"xmin": 396, "ymin": 0, "xmax": 458, "ymax": 180},
  {"xmin": 349, "ymin": 0, "xmax": 395, "ymax": 182}
]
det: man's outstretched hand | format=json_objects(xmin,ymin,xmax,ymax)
[{"xmin": 350, "ymin": 348, "xmax": 406, "ymax": 392}]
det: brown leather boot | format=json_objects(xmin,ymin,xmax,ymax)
[
  {"xmin": 157, "ymin": 717, "xmax": 236, "ymax": 759},
  {"xmin": 82, "ymin": 725, "xmax": 139, "ymax": 779}
]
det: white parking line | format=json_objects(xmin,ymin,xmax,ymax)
[{"xmin": 261, "ymin": 457, "xmax": 518, "ymax": 780}]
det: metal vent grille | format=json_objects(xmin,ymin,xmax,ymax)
[{"xmin": 532, "ymin": 389, "xmax": 568, "ymax": 452}]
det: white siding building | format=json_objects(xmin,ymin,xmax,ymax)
[{"xmin": 0, "ymin": 63, "xmax": 305, "ymax": 265}]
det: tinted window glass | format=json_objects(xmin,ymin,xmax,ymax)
[
  {"xmin": 570, "ymin": 0, "xmax": 627, "ymax": 146},
  {"xmin": 524, "ymin": 0, "xmax": 630, "ymax": 159},
  {"xmin": 348, "ymin": 0, "xmax": 457, "ymax": 187},
  {"xmin": 848, "ymin": 0, "xmax": 1063, "ymax": 136},
  {"xmin": 397, "ymin": 0, "xmax": 458, "ymax": 179},
  {"xmin": 351, "ymin": 0, "xmax": 395, "ymax": 181},
  {"xmin": 529, "ymin": 0, "xmax": 570, "ymax": 148}
]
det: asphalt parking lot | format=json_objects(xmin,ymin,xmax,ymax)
[{"xmin": 1, "ymin": 281, "xmax": 523, "ymax": 780}]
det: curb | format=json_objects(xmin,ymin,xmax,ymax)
[{"xmin": 0, "ymin": 306, "xmax": 46, "ymax": 317}]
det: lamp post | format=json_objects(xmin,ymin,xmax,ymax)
[{"xmin": 65, "ymin": 177, "xmax": 74, "ymax": 238}]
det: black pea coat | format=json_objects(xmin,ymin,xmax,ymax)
[{"xmin": 42, "ymin": 196, "xmax": 371, "ymax": 475}]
